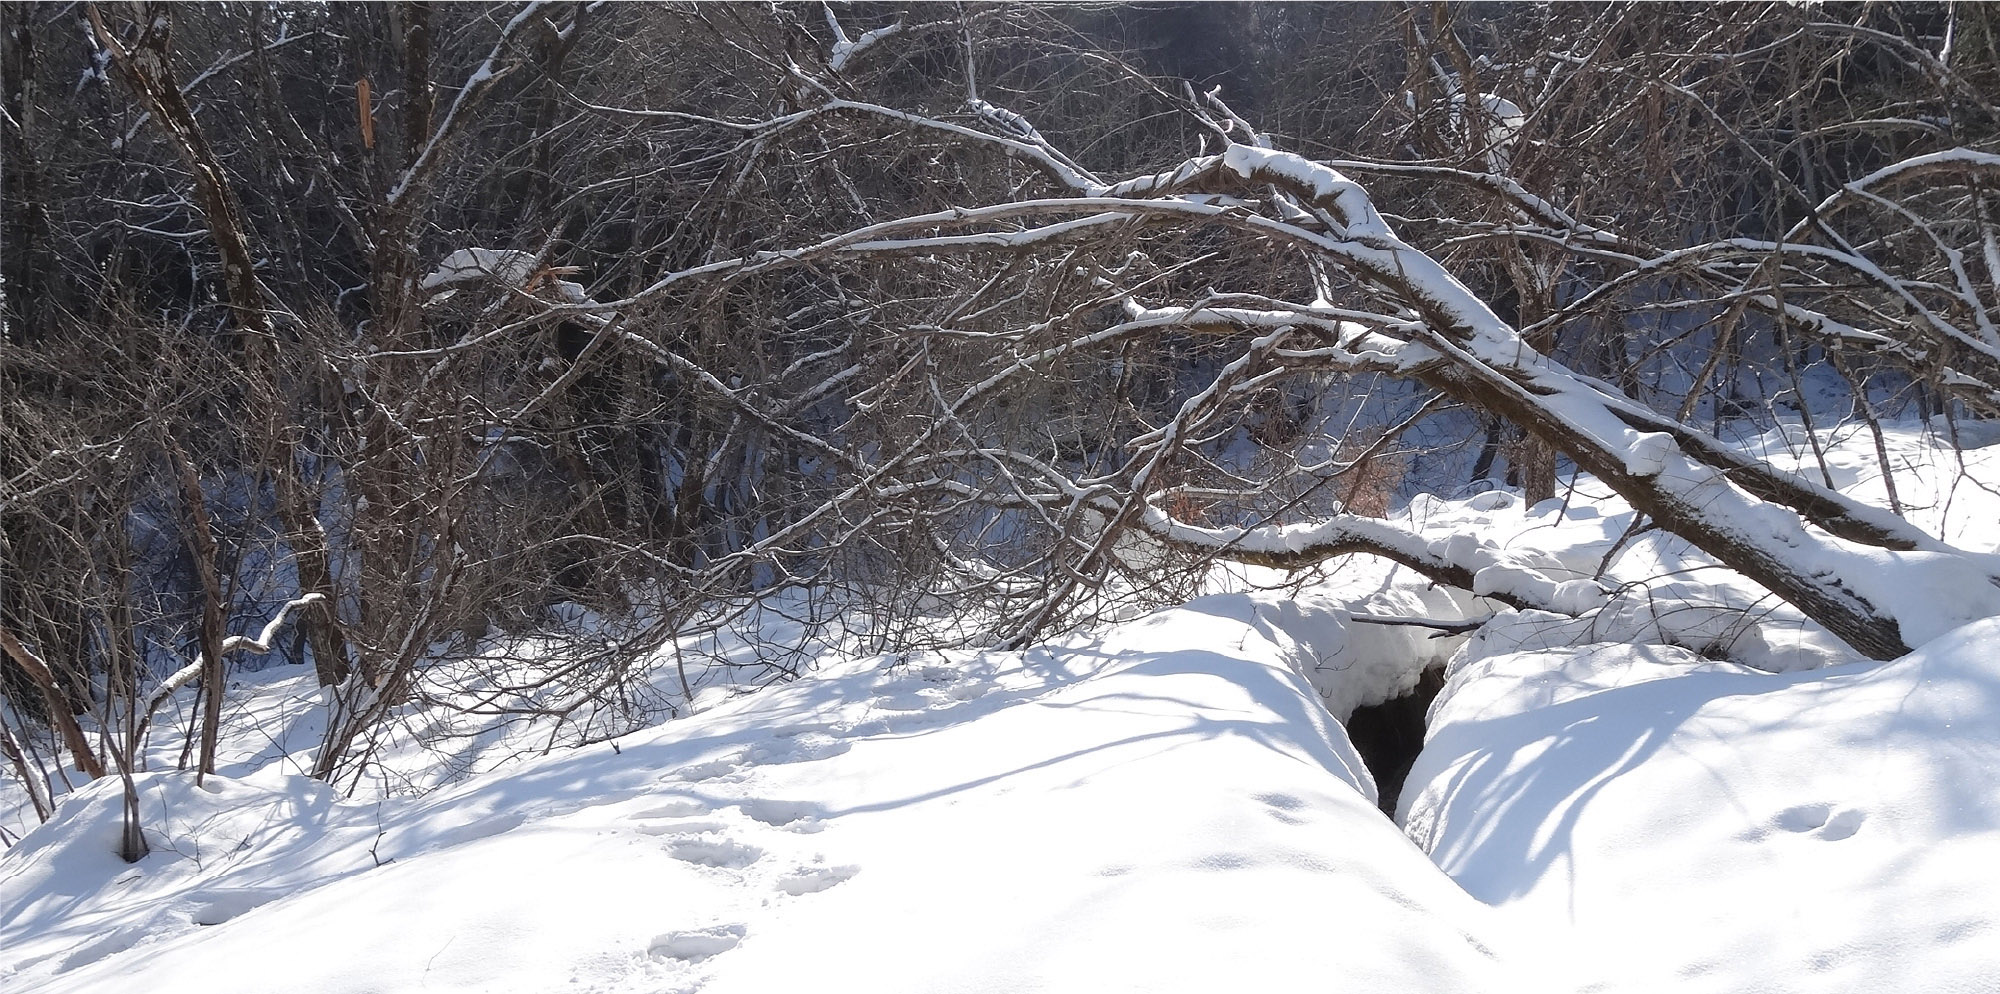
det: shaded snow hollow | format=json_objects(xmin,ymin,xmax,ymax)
[{"xmin": 5, "ymin": 422, "xmax": 2000, "ymax": 993}]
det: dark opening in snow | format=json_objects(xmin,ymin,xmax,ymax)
[{"xmin": 1344, "ymin": 665, "xmax": 1446, "ymax": 817}]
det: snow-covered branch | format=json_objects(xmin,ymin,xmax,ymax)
[
  {"xmin": 824, "ymin": 7, "xmax": 907, "ymax": 75},
  {"xmin": 387, "ymin": 2, "xmax": 546, "ymax": 205},
  {"xmin": 138, "ymin": 594, "xmax": 330, "ymax": 732}
]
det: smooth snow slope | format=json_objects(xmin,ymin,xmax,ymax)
[{"xmin": 2, "ymin": 592, "xmax": 1536, "ymax": 993}]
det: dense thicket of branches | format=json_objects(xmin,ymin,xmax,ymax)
[{"xmin": 5, "ymin": 2, "xmax": 1999, "ymax": 845}]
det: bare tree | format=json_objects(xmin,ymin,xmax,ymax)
[
  {"xmin": 5, "ymin": 2, "xmax": 1998, "ymax": 835},
  {"xmin": 526, "ymin": 2, "xmax": 1999, "ymax": 658}
]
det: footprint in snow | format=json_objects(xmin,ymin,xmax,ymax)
[
  {"xmin": 738, "ymin": 798, "xmax": 821, "ymax": 831},
  {"xmin": 649, "ymin": 924, "xmax": 745, "ymax": 962},
  {"xmin": 1819, "ymin": 808, "xmax": 1866, "ymax": 840},
  {"xmin": 1775, "ymin": 803, "xmax": 1866, "ymax": 840},
  {"xmin": 665, "ymin": 835, "xmax": 765, "ymax": 868},
  {"xmin": 872, "ymin": 693, "xmax": 934, "ymax": 713},
  {"xmin": 188, "ymin": 887, "xmax": 289, "ymax": 926},
  {"xmin": 1253, "ymin": 792, "xmax": 1309, "ymax": 826},
  {"xmin": 636, "ymin": 797, "xmax": 710, "ymax": 818},
  {"xmin": 748, "ymin": 732, "xmax": 853, "ymax": 765},
  {"xmin": 774, "ymin": 863, "xmax": 859, "ymax": 896},
  {"xmin": 664, "ymin": 754, "xmax": 747, "ymax": 783}
]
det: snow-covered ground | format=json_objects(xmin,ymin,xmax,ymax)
[
  {"xmin": 2, "ymin": 593, "xmax": 1535, "ymax": 993},
  {"xmin": 5, "ymin": 420, "xmax": 1999, "ymax": 993},
  {"xmin": 1409, "ymin": 620, "xmax": 2000, "ymax": 994}
]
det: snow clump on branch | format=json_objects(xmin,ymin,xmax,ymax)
[{"xmin": 420, "ymin": 248, "xmax": 540, "ymax": 291}]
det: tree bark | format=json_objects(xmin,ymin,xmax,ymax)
[
  {"xmin": 93, "ymin": 2, "xmax": 356, "ymax": 688},
  {"xmin": 0, "ymin": 625, "xmax": 105, "ymax": 780},
  {"xmin": 164, "ymin": 435, "xmax": 227, "ymax": 781}
]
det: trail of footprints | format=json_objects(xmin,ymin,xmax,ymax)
[
  {"xmin": 627, "ymin": 661, "xmax": 989, "ymax": 986},
  {"xmin": 631, "ymin": 784, "xmax": 858, "ymax": 976}
]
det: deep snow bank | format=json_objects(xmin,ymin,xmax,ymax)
[
  {"xmin": 2, "ymin": 592, "xmax": 1536, "ymax": 993},
  {"xmin": 1395, "ymin": 422, "xmax": 2000, "ymax": 993},
  {"xmin": 1404, "ymin": 618, "xmax": 2000, "ymax": 994}
]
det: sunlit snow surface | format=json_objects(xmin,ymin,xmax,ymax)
[
  {"xmin": 1407, "ymin": 621, "xmax": 2000, "ymax": 994},
  {"xmin": 1, "ymin": 596, "xmax": 1530, "ymax": 993},
  {"xmin": 1403, "ymin": 421, "xmax": 2000, "ymax": 993},
  {"xmin": 5, "ymin": 421, "xmax": 2000, "ymax": 993}
]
